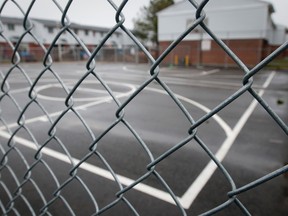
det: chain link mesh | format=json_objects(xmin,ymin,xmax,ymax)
[{"xmin": 0, "ymin": 0, "xmax": 287, "ymax": 215}]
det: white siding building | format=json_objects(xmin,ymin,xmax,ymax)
[
  {"xmin": 157, "ymin": 0, "xmax": 287, "ymax": 66},
  {"xmin": 0, "ymin": 16, "xmax": 124, "ymax": 46},
  {"xmin": 0, "ymin": 16, "xmax": 133, "ymax": 62}
]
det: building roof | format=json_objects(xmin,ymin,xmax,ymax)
[
  {"xmin": 32, "ymin": 17, "xmax": 114, "ymax": 32},
  {"xmin": 157, "ymin": 0, "xmax": 275, "ymax": 16},
  {"xmin": 0, "ymin": 16, "xmax": 118, "ymax": 33},
  {"xmin": 0, "ymin": 16, "xmax": 24, "ymax": 25}
]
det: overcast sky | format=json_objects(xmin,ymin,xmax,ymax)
[{"xmin": 1, "ymin": 0, "xmax": 287, "ymax": 29}]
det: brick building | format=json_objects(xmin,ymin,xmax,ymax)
[{"xmin": 157, "ymin": 0, "xmax": 288, "ymax": 67}]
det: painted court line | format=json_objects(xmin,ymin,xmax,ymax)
[
  {"xmin": 179, "ymin": 71, "xmax": 276, "ymax": 209},
  {"xmin": 0, "ymin": 82, "xmax": 136, "ymax": 131},
  {"xmin": 202, "ymin": 69, "xmax": 220, "ymax": 75},
  {"xmin": 0, "ymin": 130, "xmax": 178, "ymax": 205},
  {"xmin": 145, "ymin": 87, "xmax": 232, "ymax": 137},
  {"xmin": 0, "ymin": 84, "xmax": 232, "ymax": 208},
  {"xmin": 0, "ymin": 86, "xmax": 231, "ymax": 208},
  {"xmin": 0, "ymin": 71, "xmax": 275, "ymax": 209}
]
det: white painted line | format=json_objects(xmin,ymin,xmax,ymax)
[
  {"xmin": 8, "ymin": 87, "xmax": 30, "ymax": 94},
  {"xmin": 145, "ymin": 87, "xmax": 232, "ymax": 137},
  {"xmin": 0, "ymin": 84, "xmax": 231, "ymax": 207},
  {"xmin": 35, "ymin": 84, "xmax": 122, "ymax": 102},
  {"xmin": 122, "ymin": 66, "xmax": 148, "ymax": 74},
  {"xmin": 269, "ymin": 139, "xmax": 283, "ymax": 144},
  {"xmin": 0, "ymin": 82, "xmax": 136, "ymax": 131},
  {"xmin": 39, "ymin": 117, "xmax": 49, "ymax": 122},
  {"xmin": 0, "ymin": 130, "xmax": 178, "ymax": 206},
  {"xmin": 179, "ymin": 71, "xmax": 276, "ymax": 209},
  {"xmin": 0, "ymin": 71, "xmax": 275, "ymax": 209},
  {"xmin": 168, "ymin": 69, "xmax": 220, "ymax": 78},
  {"xmin": 202, "ymin": 69, "xmax": 220, "ymax": 75},
  {"xmin": 36, "ymin": 94, "xmax": 108, "ymax": 102}
]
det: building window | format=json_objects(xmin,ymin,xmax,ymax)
[
  {"xmin": 74, "ymin": 29, "xmax": 78, "ymax": 35},
  {"xmin": 7, "ymin": 24, "xmax": 15, "ymax": 31},
  {"xmin": 48, "ymin": 27, "xmax": 54, "ymax": 33},
  {"xmin": 201, "ymin": 39, "xmax": 211, "ymax": 51},
  {"xmin": 85, "ymin": 29, "xmax": 89, "ymax": 36}
]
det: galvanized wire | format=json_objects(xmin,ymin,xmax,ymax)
[{"xmin": 0, "ymin": 0, "xmax": 287, "ymax": 215}]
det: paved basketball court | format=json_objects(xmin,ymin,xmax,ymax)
[{"xmin": 0, "ymin": 62, "xmax": 287, "ymax": 215}]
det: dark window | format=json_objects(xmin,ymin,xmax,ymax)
[
  {"xmin": 48, "ymin": 27, "xmax": 54, "ymax": 33},
  {"xmin": 85, "ymin": 29, "xmax": 89, "ymax": 36},
  {"xmin": 7, "ymin": 24, "xmax": 15, "ymax": 31}
]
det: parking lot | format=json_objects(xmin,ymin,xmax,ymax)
[{"xmin": 0, "ymin": 62, "xmax": 287, "ymax": 215}]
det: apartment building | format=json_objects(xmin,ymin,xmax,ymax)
[{"xmin": 0, "ymin": 16, "xmax": 129, "ymax": 62}]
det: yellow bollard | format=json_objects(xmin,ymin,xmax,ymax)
[
  {"xmin": 174, "ymin": 55, "xmax": 178, "ymax": 66},
  {"xmin": 185, "ymin": 55, "xmax": 189, "ymax": 67}
]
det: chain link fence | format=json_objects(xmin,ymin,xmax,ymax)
[
  {"xmin": 0, "ymin": 0, "xmax": 287, "ymax": 215},
  {"xmin": 0, "ymin": 46, "xmax": 152, "ymax": 64},
  {"xmin": 1, "ymin": 44, "xmax": 285, "ymax": 67}
]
